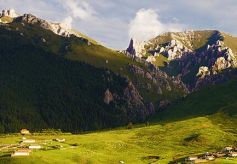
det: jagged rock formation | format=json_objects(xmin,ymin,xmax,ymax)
[
  {"xmin": 126, "ymin": 39, "xmax": 136, "ymax": 58},
  {"xmin": 146, "ymin": 56, "xmax": 156, "ymax": 63},
  {"xmin": 126, "ymin": 39, "xmax": 146, "ymax": 58},
  {"xmin": 104, "ymin": 89, "xmax": 114, "ymax": 104},
  {"xmin": 14, "ymin": 14, "xmax": 72, "ymax": 37},
  {"xmin": 0, "ymin": 9, "xmax": 91, "ymax": 43},
  {"xmin": 128, "ymin": 64, "xmax": 189, "ymax": 94},
  {"xmin": 197, "ymin": 66, "xmax": 210, "ymax": 78},
  {"xmin": 0, "ymin": 9, "xmax": 18, "ymax": 18},
  {"xmin": 123, "ymin": 82, "xmax": 155, "ymax": 121},
  {"xmin": 125, "ymin": 30, "xmax": 237, "ymax": 91}
]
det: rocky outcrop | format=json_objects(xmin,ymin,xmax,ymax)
[
  {"xmin": 166, "ymin": 40, "xmax": 190, "ymax": 60},
  {"xmin": 14, "ymin": 14, "xmax": 72, "ymax": 37},
  {"xmin": 11, "ymin": 13, "xmax": 89, "ymax": 43},
  {"xmin": 197, "ymin": 66, "xmax": 210, "ymax": 78},
  {"xmin": 126, "ymin": 39, "xmax": 146, "ymax": 58},
  {"xmin": 104, "ymin": 89, "xmax": 114, "ymax": 104},
  {"xmin": 146, "ymin": 56, "xmax": 156, "ymax": 63},
  {"xmin": 128, "ymin": 64, "xmax": 189, "ymax": 95},
  {"xmin": 124, "ymin": 82, "xmax": 144, "ymax": 107},
  {"xmin": 126, "ymin": 39, "xmax": 136, "ymax": 58},
  {"xmin": 0, "ymin": 9, "xmax": 18, "ymax": 18},
  {"xmin": 212, "ymin": 57, "xmax": 231, "ymax": 74},
  {"xmin": 123, "ymin": 82, "xmax": 152, "ymax": 121}
]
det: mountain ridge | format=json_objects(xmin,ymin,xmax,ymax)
[
  {"xmin": 0, "ymin": 9, "xmax": 189, "ymax": 132},
  {"xmin": 125, "ymin": 30, "xmax": 237, "ymax": 91}
]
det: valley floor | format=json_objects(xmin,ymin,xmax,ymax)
[{"xmin": 0, "ymin": 114, "xmax": 237, "ymax": 164}]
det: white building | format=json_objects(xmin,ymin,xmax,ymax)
[
  {"xmin": 187, "ymin": 156, "xmax": 198, "ymax": 161},
  {"xmin": 22, "ymin": 139, "xmax": 35, "ymax": 143},
  {"xmin": 11, "ymin": 149, "xmax": 31, "ymax": 157},
  {"xmin": 29, "ymin": 145, "xmax": 41, "ymax": 149},
  {"xmin": 229, "ymin": 152, "xmax": 237, "ymax": 157}
]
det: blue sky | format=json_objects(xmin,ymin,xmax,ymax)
[{"xmin": 0, "ymin": 0, "xmax": 236, "ymax": 49}]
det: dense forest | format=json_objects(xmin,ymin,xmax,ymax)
[{"xmin": 0, "ymin": 27, "xmax": 147, "ymax": 133}]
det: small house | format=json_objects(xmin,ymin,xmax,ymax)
[
  {"xmin": 22, "ymin": 139, "xmax": 35, "ymax": 143},
  {"xmin": 229, "ymin": 152, "xmax": 237, "ymax": 157},
  {"xmin": 205, "ymin": 155, "xmax": 215, "ymax": 161},
  {"xmin": 187, "ymin": 156, "xmax": 198, "ymax": 161},
  {"xmin": 29, "ymin": 145, "xmax": 41, "ymax": 149},
  {"xmin": 11, "ymin": 149, "xmax": 31, "ymax": 157},
  {"xmin": 20, "ymin": 129, "xmax": 30, "ymax": 135}
]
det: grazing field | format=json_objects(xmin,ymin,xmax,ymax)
[{"xmin": 0, "ymin": 113, "xmax": 237, "ymax": 164}]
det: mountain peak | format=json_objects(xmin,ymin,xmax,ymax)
[
  {"xmin": 0, "ymin": 9, "xmax": 18, "ymax": 18},
  {"xmin": 14, "ymin": 13, "xmax": 74, "ymax": 37},
  {"xmin": 0, "ymin": 10, "xmax": 93, "ymax": 43}
]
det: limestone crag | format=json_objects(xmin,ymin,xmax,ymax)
[
  {"xmin": 128, "ymin": 64, "xmax": 189, "ymax": 95},
  {"xmin": 14, "ymin": 14, "xmax": 72, "ymax": 37},
  {"xmin": 0, "ymin": 9, "xmax": 18, "ymax": 18},
  {"xmin": 3, "ymin": 11, "xmax": 89, "ymax": 43},
  {"xmin": 125, "ymin": 30, "xmax": 237, "ymax": 92},
  {"xmin": 104, "ymin": 89, "xmax": 114, "ymax": 105},
  {"xmin": 197, "ymin": 66, "xmax": 210, "ymax": 78}
]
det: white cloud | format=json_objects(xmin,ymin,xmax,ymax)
[
  {"xmin": 61, "ymin": 16, "xmax": 73, "ymax": 29},
  {"xmin": 62, "ymin": 0, "xmax": 95, "ymax": 20},
  {"xmin": 129, "ymin": 9, "xmax": 185, "ymax": 42}
]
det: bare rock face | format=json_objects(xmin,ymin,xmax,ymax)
[
  {"xmin": 146, "ymin": 56, "xmax": 156, "ymax": 63},
  {"xmin": 103, "ymin": 89, "xmax": 114, "ymax": 104},
  {"xmin": 126, "ymin": 39, "xmax": 136, "ymax": 58},
  {"xmin": 212, "ymin": 57, "xmax": 231, "ymax": 73},
  {"xmin": 126, "ymin": 39, "xmax": 146, "ymax": 58},
  {"xmin": 14, "ymin": 14, "xmax": 72, "ymax": 37},
  {"xmin": 0, "ymin": 9, "xmax": 18, "ymax": 18},
  {"xmin": 128, "ymin": 64, "xmax": 189, "ymax": 94},
  {"xmin": 123, "ymin": 82, "xmax": 147, "ymax": 121},
  {"xmin": 197, "ymin": 66, "xmax": 210, "ymax": 78},
  {"xmin": 124, "ymin": 82, "xmax": 144, "ymax": 107},
  {"xmin": 133, "ymin": 40, "xmax": 146, "ymax": 58}
]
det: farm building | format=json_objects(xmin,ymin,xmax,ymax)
[
  {"xmin": 29, "ymin": 145, "xmax": 41, "ymax": 149},
  {"xmin": 205, "ymin": 155, "xmax": 215, "ymax": 161},
  {"xmin": 187, "ymin": 156, "xmax": 198, "ymax": 161},
  {"xmin": 22, "ymin": 139, "xmax": 35, "ymax": 143},
  {"xmin": 11, "ymin": 149, "xmax": 31, "ymax": 157},
  {"xmin": 229, "ymin": 152, "xmax": 237, "ymax": 157}
]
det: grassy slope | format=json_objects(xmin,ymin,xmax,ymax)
[
  {"xmin": 1, "ymin": 80, "xmax": 237, "ymax": 163},
  {"xmin": 0, "ymin": 115, "xmax": 236, "ymax": 164},
  {"xmin": 222, "ymin": 32, "xmax": 237, "ymax": 54},
  {"xmin": 146, "ymin": 30, "xmax": 216, "ymax": 51},
  {"xmin": 0, "ymin": 16, "xmax": 13, "ymax": 23},
  {"xmin": 0, "ymin": 26, "xmax": 140, "ymax": 132},
  {"xmin": 152, "ymin": 79, "xmax": 237, "ymax": 122},
  {"xmin": 3, "ymin": 22, "xmax": 186, "ymax": 103}
]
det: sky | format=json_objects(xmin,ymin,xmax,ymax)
[{"xmin": 0, "ymin": 0, "xmax": 236, "ymax": 49}]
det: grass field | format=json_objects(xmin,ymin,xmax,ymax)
[
  {"xmin": 1, "ymin": 80, "xmax": 237, "ymax": 164},
  {"xmin": 0, "ymin": 113, "xmax": 237, "ymax": 164}
]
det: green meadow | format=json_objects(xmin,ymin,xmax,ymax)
[{"xmin": 0, "ymin": 113, "xmax": 237, "ymax": 164}]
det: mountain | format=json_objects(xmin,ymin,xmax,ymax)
[
  {"xmin": 152, "ymin": 78, "xmax": 237, "ymax": 122},
  {"xmin": 0, "ymin": 10, "xmax": 189, "ymax": 133},
  {"xmin": 126, "ymin": 30, "xmax": 237, "ymax": 91}
]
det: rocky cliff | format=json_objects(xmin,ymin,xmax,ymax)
[{"xmin": 125, "ymin": 30, "xmax": 237, "ymax": 91}]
